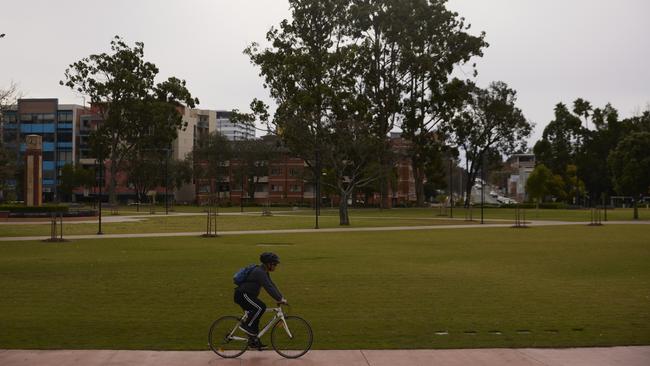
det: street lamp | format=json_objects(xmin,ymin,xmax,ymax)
[
  {"xmin": 449, "ymin": 158, "xmax": 453, "ymax": 218},
  {"xmin": 314, "ymin": 149, "xmax": 320, "ymax": 229}
]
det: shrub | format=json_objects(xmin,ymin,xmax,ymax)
[{"xmin": 0, "ymin": 204, "xmax": 69, "ymax": 213}]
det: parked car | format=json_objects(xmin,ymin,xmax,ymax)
[{"xmin": 497, "ymin": 196, "xmax": 517, "ymax": 205}]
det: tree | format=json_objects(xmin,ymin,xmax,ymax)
[
  {"xmin": 526, "ymin": 164, "xmax": 568, "ymax": 213},
  {"xmin": 124, "ymin": 150, "xmax": 163, "ymax": 204},
  {"xmin": 58, "ymin": 164, "xmax": 96, "ymax": 203},
  {"xmin": 533, "ymin": 103, "xmax": 582, "ymax": 177},
  {"xmin": 0, "ymin": 82, "xmax": 21, "ymax": 202},
  {"xmin": 445, "ymin": 81, "xmax": 532, "ymax": 207},
  {"xmin": 193, "ymin": 132, "xmax": 232, "ymax": 202},
  {"xmin": 58, "ymin": 164, "xmax": 78, "ymax": 202},
  {"xmin": 0, "ymin": 141, "xmax": 16, "ymax": 202},
  {"xmin": 246, "ymin": 0, "xmax": 388, "ymax": 225},
  {"xmin": 394, "ymin": 0, "xmax": 487, "ymax": 206},
  {"xmin": 608, "ymin": 131, "xmax": 650, "ymax": 219},
  {"xmin": 231, "ymin": 138, "xmax": 279, "ymax": 204},
  {"xmin": 61, "ymin": 36, "xmax": 198, "ymax": 204},
  {"xmin": 168, "ymin": 156, "xmax": 194, "ymax": 196}
]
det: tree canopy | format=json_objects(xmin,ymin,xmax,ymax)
[{"xmin": 61, "ymin": 36, "xmax": 198, "ymax": 204}]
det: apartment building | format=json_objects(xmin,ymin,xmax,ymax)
[{"xmin": 1, "ymin": 99, "xmax": 85, "ymax": 201}]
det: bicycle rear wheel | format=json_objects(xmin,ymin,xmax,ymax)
[
  {"xmin": 208, "ymin": 316, "xmax": 248, "ymax": 358},
  {"xmin": 270, "ymin": 315, "xmax": 313, "ymax": 358}
]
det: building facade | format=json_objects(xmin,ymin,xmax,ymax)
[
  {"xmin": 1, "ymin": 99, "xmax": 85, "ymax": 201},
  {"xmin": 507, "ymin": 153, "xmax": 535, "ymax": 202},
  {"xmin": 216, "ymin": 110, "xmax": 255, "ymax": 141}
]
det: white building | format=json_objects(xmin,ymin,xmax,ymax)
[
  {"xmin": 216, "ymin": 111, "xmax": 255, "ymax": 141},
  {"xmin": 507, "ymin": 153, "xmax": 535, "ymax": 202}
]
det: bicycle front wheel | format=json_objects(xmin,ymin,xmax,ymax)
[
  {"xmin": 270, "ymin": 315, "xmax": 313, "ymax": 359},
  {"xmin": 208, "ymin": 316, "xmax": 248, "ymax": 358}
]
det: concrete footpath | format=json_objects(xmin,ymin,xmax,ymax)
[{"xmin": 1, "ymin": 347, "xmax": 649, "ymax": 366}]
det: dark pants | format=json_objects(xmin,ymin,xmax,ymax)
[{"xmin": 234, "ymin": 290, "xmax": 266, "ymax": 334}]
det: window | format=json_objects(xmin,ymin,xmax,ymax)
[
  {"xmin": 20, "ymin": 114, "xmax": 35, "ymax": 123},
  {"xmin": 58, "ymin": 112, "xmax": 73, "ymax": 122},
  {"xmin": 58, "ymin": 132, "xmax": 73, "ymax": 142},
  {"xmin": 271, "ymin": 184, "xmax": 283, "ymax": 192},
  {"xmin": 58, "ymin": 151, "xmax": 73, "ymax": 161},
  {"xmin": 289, "ymin": 168, "xmax": 299, "ymax": 177},
  {"xmin": 290, "ymin": 185, "xmax": 301, "ymax": 192},
  {"xmin": 43, "ymin": 170, "xmax": 56, "ymax": 180},
  {"xmin": 198, "ymin": 185, "xmax": 211, "ymax": 193},
  {"xmin": 270, "ymin": 167, "xmax": 281, "ymax": 176}
]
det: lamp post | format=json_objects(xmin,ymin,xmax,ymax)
[
  {"xmin": 449, "ymin": 158, "xmax": 453, "ymax": 218},
  {"xmin": 164, "ymin": 147, "xmax": 170, "ymax": 215},
  {"xmin": 481, "ymin": 155, "xmax": 485, "ymax": 224},
  {"xmin": 96, "ymin": 151, "xmax": 103, "ymax": 235},
  {"xmin": 315, "ymin": 149, "xmax": 320, "ymax": 229}
]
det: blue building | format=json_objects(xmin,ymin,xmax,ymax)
[{"xmin": 1, "ymin": 99, "xmax": 85, "ymax": 202}]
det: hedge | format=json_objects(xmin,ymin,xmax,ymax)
[{"xmin": 0, "ymin": 204, "xmax": 69, "ymax": 213}]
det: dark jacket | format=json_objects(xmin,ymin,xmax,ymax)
[{"xmin": 236, "ymin": 265, "xmax": 283, "ymax": 301}]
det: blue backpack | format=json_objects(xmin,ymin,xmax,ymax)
[{"xmin": 233, "ymin": 264, "xmax": 257, "ymax": 285}]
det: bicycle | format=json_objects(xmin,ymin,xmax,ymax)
[{"xmin": 208, "ymin": 304, "xmax": 313, "ymax": 359}]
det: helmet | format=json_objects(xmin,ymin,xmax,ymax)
[{"xmin": 260, "ymin": 252, "xmax": 280, "ymax": 264}]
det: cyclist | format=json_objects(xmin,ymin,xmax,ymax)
[{"xmin": 234, "ymin": 252, "xmax": 287, "ymax": 349}]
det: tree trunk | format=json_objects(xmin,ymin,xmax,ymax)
[
  {"xmin": 413, "ymin": 163, "xmax": 425, "ymax": 207},
  {"xmin": 339, "ymin": 191, "xmax": 350, "ymax": 226},
  {"xmin": 464, "ymin": 178, "xmax": 473, "ymax": 209},
  {"xmin": 109, "ymin": 155, "xmax": 118, "ymax": 205}
]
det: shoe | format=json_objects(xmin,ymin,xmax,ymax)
[
  {"xmin": 239, "ymin": 324, "xmax": 257, "ymax": 336},
  {"xmin": 248, "ymin": 337, "xmax": 267, "ymax": 350}
]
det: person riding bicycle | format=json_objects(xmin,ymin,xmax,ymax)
[{"xmin": 234, "ymin": 252, "xmax": 287, "ymax": 349}]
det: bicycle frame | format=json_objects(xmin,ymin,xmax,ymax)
[{"xmin": 227, "ymin": 306, "xmax": 291, "ymax": 342}]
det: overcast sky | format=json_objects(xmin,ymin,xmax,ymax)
[{"xmin": 1, "ymin": 0, "xmax": 649, "ymax": 144}]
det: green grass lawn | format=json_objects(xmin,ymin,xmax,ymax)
[
  {"xmin": 303, "ymin": 207, "xmax": 650, "ymax": 222},
  {"xmin": 0, "ymin": 213, "xmax": 485, "ymax": 238},
  {"xmin": 1, "ymin": 206, "xmax": 647, "ymax": 238},
  {"xmin": 0, "ymin": 224, "xmax": 648, "ymax": 350}
]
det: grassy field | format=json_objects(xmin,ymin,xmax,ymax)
[
  {"xmin": 0, "ymin": 224, "xmax": 648, "ymax": 350},
  {"xmin": 0, "ymin": 213, "xmax": 483, "ymax": 237},
  {"xmin": 1, "ymin": 206, "xmax": 647, "ymax": 238}
]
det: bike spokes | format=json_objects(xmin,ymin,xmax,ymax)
[
  {"xmin": 209, "ymin": 316, "xmax": 248, "ymax": 358},
  {"xmin": 270, "ymin": 316, "xmax": 313, "ymax": 359}
]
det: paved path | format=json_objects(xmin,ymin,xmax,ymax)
[
  {"xmin": 1, "ymin": 220, "xmax": 648, "ymax": 242},
  {"xmin": 1, "ymin": 347, "xmax": 649, "ymax": 365}
]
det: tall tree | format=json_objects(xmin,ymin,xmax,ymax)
[
  {"xmin": 533, "ymin": 103, "xmax": 582, "ymax": 178},
  {"xmin": 445, "ymin": 81, "xmax": 532, "ymax": 206},
  {"xmin": 394, "ymin": 0, "xmax": 487, "ymax": 206},
  {"xmin": 608, "ymin": 131, "xmax": 650, "ymax": 219},
  {"xmin": 0, "ymin": 82, "xmax": 21, "ymax": 201},
  {"xmin": 246, "ymin": 0, "xmax": 387, "ymax": 225},
  {"xmin": 61, "ymin": 36, "xmax": 198, "ymax": 204}
]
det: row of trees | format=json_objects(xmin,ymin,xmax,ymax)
[
  {"xmin": 527, "ymin": 99, "xmax": 650, "ymax": 212},
  {"xmin": 238, "ymin": 0, "xmax": 532, "ymax": 224}
]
